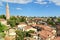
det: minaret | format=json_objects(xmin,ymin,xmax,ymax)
[{"xmin": 6, "ymin": 3, "xmax": 10, "ymax": 20}]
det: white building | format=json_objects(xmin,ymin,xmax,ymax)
[{"xmin": 17, "ymin": 24, "xmax": 27, "ymax": 31}]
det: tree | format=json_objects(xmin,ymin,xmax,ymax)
[
  {"xmin": 7, "ymin": 16, "xmax": 26, "ymax": 28},
  {"xmin": 0, "ymin": 22, "xmax": 7, "ymax": 38},
  {"xmin": 0, "ymin": 15, "xmax": 6, "ymax": 19},
  {"xmin": 28, "ymin": 30, "xmax": 35, "ymax": 33},
  {"xmin": 7, "ymin": 16, "xmax": 17, "ymax": 27},
  {"xmin": 0, "ymin": 22, "xmax": 7, "ymax": 32},
  {"xmin": 57, "ymin": 18, "xmax": 60, "ymax": 22},
  {"xmin": 25, "ymin": 31, "xmax": 31, "ymax": 37},
  {"xmin": 7, "ymin": 20, "xmax": 16, "ymax": 28},
  {"xmin": 16, "ymin": 30, "xmax": 25, "ymax": 40},
  {"xmin": 15, "ymin": 30, "xmax": 32, "ymax": 40},
  {"xmin": 10, "ymin": 16, "xmax": 17, "ymax": 20},
  {"xmin": 0, "ymin": 32, "xmax": 5, "ymax": 38},
  {"xmin": 20, "ymin": 17, "xmax": 26, "ymax": 22}
]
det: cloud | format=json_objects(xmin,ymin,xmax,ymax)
[
  {"xmin": 2, "ymin": 0, "xmax": 32, "ymax": 4},
  {"xmin": 16, "ymin": 8, "xmax": 22, "ymax": 10},
  {"xmin": 1, "ymin": 0, "xmax": 60, "ymax": 6},
  {"xmin": 34, "ymin": 0, "xmax": 60, "ymax": 6},
  {"xmin": 34, "ymin": 0, "xmax": 47, "ymax": 4},
  {"xmin": 49, "ymin": 0, "xmax": 60, "ymax": 6}
]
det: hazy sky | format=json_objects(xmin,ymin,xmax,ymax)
[{"xmin": 0, "ymin": 0, "xmax": 60, "ymax": 17}]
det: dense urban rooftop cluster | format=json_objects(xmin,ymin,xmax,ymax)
[{"xmin": 0, "ymin": 15, "xmax": 60, "ymax": 40}]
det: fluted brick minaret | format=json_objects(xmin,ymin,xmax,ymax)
[{"xmin": 6, "ymin": 3, "xmax": 10, "ymax": 20}]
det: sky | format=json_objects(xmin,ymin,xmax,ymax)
[{"xmin": 0, "ymin": 0, "xmax": 60, "ymax": 17}]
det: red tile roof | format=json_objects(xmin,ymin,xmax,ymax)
[
  {"xmin": 54, "ymin": 37, "xmax": 60, "ymax": 40},
  {"xmin": 24, "ymin": 26, "xmax": 32, "ymax": 30},
  {"xmin": 38, "ymin": 30, "xmax": 53, "ymax": 39},
  {"xmin": 34, "ymin": 25, "xmax": 53, "ymax": 31}
]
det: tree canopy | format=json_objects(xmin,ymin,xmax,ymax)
[
  {"xmin": 0, "ymin": 15, "xmax": 6, "ymax": 19},
  {"xmin": 16, "ymin": 30, "xmax": 26, "ymax": 40},
  {"xmin": 0, "ymin": 22, "xmax": 7, "ymax": 32},
  {"xmin": 0, "ymin": 22, "xmax": 7, "ymax": 38},
  {"xmin": 7, "ymin": 16, "xmax": 26, "ymax": 28}
]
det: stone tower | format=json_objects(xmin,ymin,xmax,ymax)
[{"xmin": 6, "ymin": 3, "xmax": 10, "ymax": 20}]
